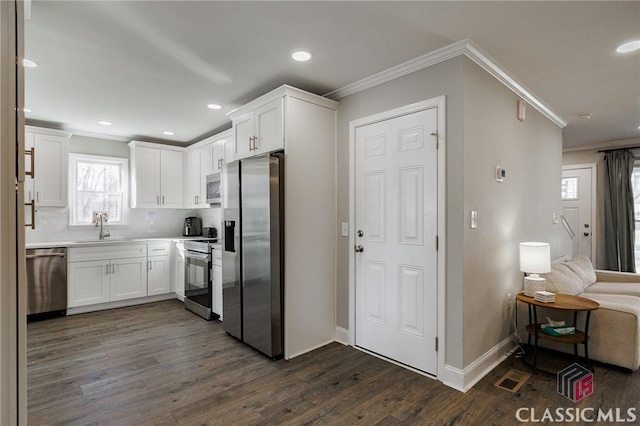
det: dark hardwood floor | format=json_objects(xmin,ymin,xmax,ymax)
[{"xmin": 28, "ymin": 300, "xmax": 639, "ymax": 425}]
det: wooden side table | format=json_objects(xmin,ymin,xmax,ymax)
[{"xmin": 516, "ymin": 292, "xmax": 599, "ymax": 374}]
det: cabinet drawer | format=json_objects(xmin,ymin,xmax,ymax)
[
  {"xmin": 68, "ymin": 244, "xmax": 147, "ymax": 262},
  {"xmin": 148, "ymin": 242, "xmax": 171, "ymax": 257}
]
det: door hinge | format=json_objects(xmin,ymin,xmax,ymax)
[
  {"xmin": 430, "ymin": 131, "xmax": 439, "ymax": 149},
  {"xmin": 435, "ymin": 235, "xmax": 439, "ymax": 250},
  {"xmin": 435, "ymin": 337, "xmax": 439, "ymax": 351}
]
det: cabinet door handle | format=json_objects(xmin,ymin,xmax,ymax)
[
  {"xmin": 24, "ymin": 200, "xmax": 35, "ymax": 229},
  {"xmin": 162, "ymin": 196, "xmax": 165, "ymax": 205},
  {"xmin": 25, "ymin": 147, "xmax": 35, "ymax": 178},
  {"xmin": 106, "ymin": 263, "xmax": 110, "ymax": 275},
  {"xmin": 248, "ymin": 136, "xmax": 253, "ymax": 150},
  {"xmin": 253, "ymin": 136, "xmax": 258, "ymax": 150},
  {"xmin": 36, "ymin": 191, "xmax": 39, "ymax": 202},
  {"xmin": 112, "ymin": 264, "xmax": 116, "ymax": 274},
  {"xmin": 157, "ymin": 195, "xmax": 160, "ymax": 205},
  {"xmin": 148, "ymin": 260, "xmax": 152, "ymax": 270}
]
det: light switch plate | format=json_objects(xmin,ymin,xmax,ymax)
[
  {"xmin": 471, "ymin": 211, "xmax": 477, "ymax": 229},
  {"xmin": 341, "ymin": 223, "xmax": 349, "ymax": 237}
]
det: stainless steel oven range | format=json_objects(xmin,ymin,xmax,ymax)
[{"xmin": 184, "ymin": 240, "xmax": 218, "ymax": 320}]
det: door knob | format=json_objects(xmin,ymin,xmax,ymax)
[
  {"xmin": 357, "ymin": 230, "xmax": 364, "ymax": 237},
  {"xmin": 584, "ymin": 224, "xmax": 590, "ymax": 228},
  {"xmin": 584, "ymin": 232, "xmax": 590, "ymax": 237},
  {"xmin": 354, "ymin": 245, "xmax": 364, "ymax": 253}
]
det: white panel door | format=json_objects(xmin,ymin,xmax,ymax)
[
  {"xmin": 562, "ymin": 167, "xmax": 594, "ymax": 260},
  {"xmin": 355, "ymin": 108, "xmax": 438, "ymax": 375}
]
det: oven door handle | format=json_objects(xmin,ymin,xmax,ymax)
[{"xmin": 185, "ymin": 252, "xmax": 210, "ymax": 262}]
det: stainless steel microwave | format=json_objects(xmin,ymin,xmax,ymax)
[{"xmin": 206, "ymin": 173, "xmax": 221, "ymax": 204}]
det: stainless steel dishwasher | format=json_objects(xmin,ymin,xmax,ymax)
[{"xmin": 26, "ymin": 247, "xmax": 67, "ymax": 318}]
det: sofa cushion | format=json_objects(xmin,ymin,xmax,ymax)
[
  {"xmin": 542, "ymin": 263, "xmax": 583, "ymax": 295},
  {"xmin": 583, "ymin": 282, "xmax": 640, "ymax": 298},
  {"xmin": 563, "ymin": 255, "xmax": 597, "ymax": 288}
]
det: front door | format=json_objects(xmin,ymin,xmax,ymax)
[
  {"xmin": 561, "ymin": 166, "xmax": 594, "ymax": 260},
  {"xmin": 354, "ymin": 107, "xmax": 438, "ymax": 375}
]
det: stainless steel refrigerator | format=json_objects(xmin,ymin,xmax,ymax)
[{"xmin": 222, "ymin": 152, "xmax": 284, "ymax": 359}]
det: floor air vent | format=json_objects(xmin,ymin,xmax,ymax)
[{"xmin": 493, "ymin": 369, "xmax": 531, "ymax": 393}]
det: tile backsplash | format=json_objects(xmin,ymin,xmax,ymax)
[{"xmin": 26, "ymin": 206, "xmax": 221, "ymax": 243}]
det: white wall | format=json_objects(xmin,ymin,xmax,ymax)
[{"xmin": 26, "ymin": 134, "xmax": 222, "ymax": 243}]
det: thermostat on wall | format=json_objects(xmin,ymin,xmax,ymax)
[{"xmin": 496, "ymin": 166, "xmax": 506, "ymax": 182}]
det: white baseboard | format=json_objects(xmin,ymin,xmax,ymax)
[
  {"xmin": 285, "ymin": 338, "xmax": 336, "ymax": 360},
  {"xmin": 67, "ymin": 293, "xmax": 177, "ymax": 315},
  {"xmin": 335, "ymin": 326, "xmax": 349, "ymax": 345},
  {"xmin": 442, "ymin": 333, "xmax": 517, "ymax": 392}
]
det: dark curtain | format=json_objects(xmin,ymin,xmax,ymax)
[{"xmin": 603, "ymin": 149, "xmax": 636, "ymax": 272}]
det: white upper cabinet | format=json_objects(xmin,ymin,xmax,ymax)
[
  {"xmin": 230, "ymin": 97, "xmax": 283, "ymax": 161},
  {"xmin": 184, "ymin": 145, "xmax": 211, "ymax": 208},
  {"xmin": 24, "ymin": 127, "xmax": 70, "ymax": 207},
  {"xmin": 183, "ymin": 129, "xmax": 231, "ymax": 208},
  {"xmin": 129, "ymin": 141, "xmax": 184, "ymax": 208},
  {"xmin": 160, "ymin": 149, "xmax": 184, "ymax": 208}
]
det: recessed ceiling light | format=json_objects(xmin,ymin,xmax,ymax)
[
  {"xmin": 207, "ymin": 104, "xmax": 222, "ymax": 110},
  {"xmin": 616, "ymin": 40, "xmax": 640, "ymax": 53},
  {"xmin": 163, "ymin": 131, "xmax": 175, "ymax": 136},
  {"xmin": 291, "ymin": 51, "xmax": 312, "ymax": 62},
  {"xmin": 23, "ymin": 108, "xmax": 31, "ymax": 113},
  {"xmin": 22, "ymin": 58, "xmax": 38, "ymax": 68},
  {"xmin": 97, "ymin": 120, "xmax": 112, "ymax": 126}
]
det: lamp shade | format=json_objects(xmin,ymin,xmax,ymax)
[{"xmin": 519, "ymin": 242, "xmax": 551, "ymax": 274}]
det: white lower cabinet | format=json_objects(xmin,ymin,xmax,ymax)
[
  {"xmin": 68, "ymin": 244, "xmax": 148, "ymax": 308},
  {"xmin": 68, "ymin": 260, "xmax": 111, "ymax": 307},
  {"xmin": 148, "ymin": 242, "xmax": 171, "ymax": 296},
  {"xmin": 110, "ymin": 257, "xmax": 148, "ymax": 301},
  {"xmin": 172, "ymin": 242, "xmax": 186, "ymax": 299},
  {"xmin": 212, "ymin": 248, "xmax": 222, "ymax": 320}
]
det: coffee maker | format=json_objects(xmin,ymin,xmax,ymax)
[{"xmin": 183, "ymin": 217, "xmax": 202, "ymax": 236}]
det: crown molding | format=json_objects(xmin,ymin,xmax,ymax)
[{"xmin": 324, "ymin": 39, "xmax": 567, "ymax": 129}]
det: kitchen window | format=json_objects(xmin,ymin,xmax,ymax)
[{"xmin": 69, "ymin": 154, "xmax": 128, "ymax": 225}]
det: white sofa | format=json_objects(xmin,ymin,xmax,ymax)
[{"xmin": 517, "ymin": 255, "xmax": 640, "ymax": 371}]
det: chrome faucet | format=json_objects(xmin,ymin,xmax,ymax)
[{"xmin": 96, "ymin": 213, "xmax": 110, "ymax": 240}]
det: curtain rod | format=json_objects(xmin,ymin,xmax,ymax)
[{"xmin": 597, "ymin": 146, "xmax": 640, "ymax": 153}]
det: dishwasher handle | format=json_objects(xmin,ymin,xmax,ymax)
[{"xmin": 26, "ymin": 253, "xmax": 66, "ymax": 259}]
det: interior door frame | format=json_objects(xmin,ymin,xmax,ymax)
[
  {"xmin": 562, "ymin": 163, "xmax": 597, "ymax": 263},
  {"xmin": 348, "ymin": 96, "xmax": 446, "ymax": 380}
]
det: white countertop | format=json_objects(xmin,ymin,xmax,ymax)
[{"xmin": 26, "ymin": 236, "xmax": 218, "ymax": 249}]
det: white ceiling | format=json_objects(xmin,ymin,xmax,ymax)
[{"xmin": 24, "ymin": 1, "xmax": 640, "ymax": 148}]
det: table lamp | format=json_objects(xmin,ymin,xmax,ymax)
[{"xmin": 519, "ymin": 242, "xmax": 551, "ymax": 296}]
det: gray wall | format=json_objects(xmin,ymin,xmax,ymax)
[
  {"xmin": 336, "ymin": 56, "xmax": 566, "ymax": 370},
  {"xmin": 461, "ymin": 59, "xmax": 566, "ymax": 366}
]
